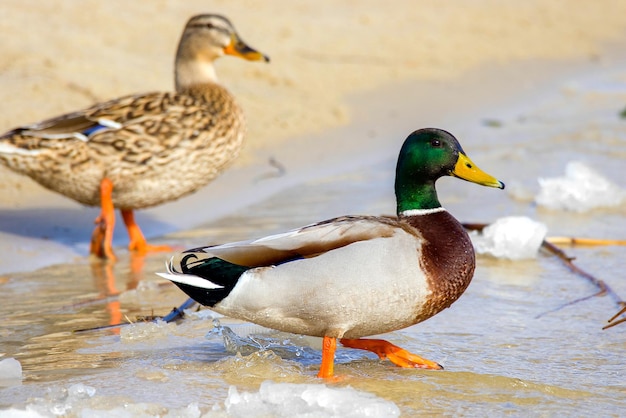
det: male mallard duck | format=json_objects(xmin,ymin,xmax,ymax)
[
  {"xmin": 159, "ymin": 128, "xmax": 505, "ymax": 378},
  {"xmin": 0, "ymin": 14, "xmax": 269, "ymax": 259}
]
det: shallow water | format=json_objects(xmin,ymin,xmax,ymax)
[{"xmin": 1, "ymin": 60, "xmax": 626, "ymax": 416}]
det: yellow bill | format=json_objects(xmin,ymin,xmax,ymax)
[
  {"xmin": 224, "ymin": 34, "xmax": 270, "ymax": 62},
  {"xmin": 452, "ymin": 153, "xmax": 505, "ymax": 189}
]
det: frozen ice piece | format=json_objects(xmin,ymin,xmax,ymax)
[
  {"xmin": 471, "ymin": 216, "xmax": 547, "ymax": 260},
  {"xmin": 120, "ymin": 319, "xmax": 176, "ymax": 342},
  {"xmin": 223, "ymin": 381, "xmax": 400, "ymax": 417},
  {"xmin": 536, "ymin": 161, "xmax": 625, "ymax": 212},
  {"xmin": 0, "ymin": 357, "xmax": 22, "ymax": 382}
]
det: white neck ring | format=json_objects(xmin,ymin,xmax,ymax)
[{"xmin": 400, "ymin": 207, "xmax": 446, "ymax": 217}]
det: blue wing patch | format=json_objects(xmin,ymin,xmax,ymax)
[{"xmin": 82, "ymin": 124, "xmax": 108, "ymax": 136}]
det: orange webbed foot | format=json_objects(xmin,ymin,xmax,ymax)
[
  {"xmin": 340, "ymin": 338, "xmax": 443, "ymax": 370},
  {"xmin": 121, "ymin": 209, "xmax": 175, "ymax": 255},
  {"xmin": 128, "ymin": 241, "xmax": 176, "ymax": 254},
  {"xmin": 90, "ymin": 215, "xmax": 112, "ymax": 259}
]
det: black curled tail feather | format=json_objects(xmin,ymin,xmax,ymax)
[{"xmin": 174, "ymin": 254, "xmax": 250, "ymax": 307}]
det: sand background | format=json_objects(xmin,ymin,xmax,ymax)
[{"xmin": 1, "ymin": 0, "xmax": 626, "ymax": 272}]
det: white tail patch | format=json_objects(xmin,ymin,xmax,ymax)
[
  {"xmin": 156, "ymin": 271, "xmax": 224, "ymax": 289},
  {"xmin": 156, "ymin": 258, "xmax": 223, "ymax": 289}
]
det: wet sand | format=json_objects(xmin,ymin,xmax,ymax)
[{"xmin": 1, "ymin": 1, "xmax": 626, "ymax": 271}]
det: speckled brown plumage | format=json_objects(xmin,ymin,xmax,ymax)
[{"xmin": 2, "ymin": 84, "xmax": 244, "ymax": 209}]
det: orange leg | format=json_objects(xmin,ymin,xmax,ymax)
[
  {"xmin": 340, "ymin": 338, "xmax": 443, "ymax": 370},
  {"xmin": 121, "ymin": 209, "xmax": 173, "ymax": 254},
  {"xmin": 90, "ymin": 178, "xmax": 117, "ymax": 260},
  {"xmin": 318, "ymin": 336, "xmax": 337, "ymax": 378}
]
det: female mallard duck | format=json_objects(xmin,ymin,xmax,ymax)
[
  {"xmin": 159, "ymin": 128, "xmax": 505, "ymax": 378},
  {"xmin": 0, "ymin": 14, "xmax": 269, "ymax": 260}
]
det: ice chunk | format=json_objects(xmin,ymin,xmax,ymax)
[
  {"xmin": 471, "ymin": 216, "xmax": 547, "ymax": 260},
  {"xmin": 183, "ymin": 307, "xmax": 222, "ymax": 321},
  {"xmin": 222, "ymin": 381, "xmax": 400, "ymax": 417},
  {"xmin": 0, "ymin": 357, "xmax": 22, "ymax": 384},
  {"xmin": 0, "ymin": 408, "xmax": 47, "ymax": 417},
  {"xmin": 1, "ymin": 382, "xmax": 398, "ymax": 417},
  {"xmin": 536, "ymin": 161, "xmax": 625, "ymax": 212},
  {"xmin": 1, "ymin": 384, "xmax": 204, "ymax": 418},
  {"xmin": 120, "ymin": 319, "xmax": 176, "ymax": 342},
  {"xmin": 67, "ymin": 383, "xmax": 96, "ymax": 400}
]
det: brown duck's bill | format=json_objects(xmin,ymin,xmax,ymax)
[
  {"xmin": 224, "ymin": 34, "xmax": 270, "ymax": 62},
  {"xmin": 452, "ymin": 153, "xmax": 505, "ymax": 189}
]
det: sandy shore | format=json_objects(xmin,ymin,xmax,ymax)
[{"xmin": 1, "ymin": 1, "xmax": 626, "ymax": 273}]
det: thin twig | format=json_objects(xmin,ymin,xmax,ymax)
[
  {"xmin": 540, "ymin": 240, "xmax": 609, "ymax": 293},
  {"xmin": 547, "ymin": 237, "xmax": 626, "ymax": 246},
  {"xmin": 462, "ymin": 223, "xmax": 626, "ymax": 328},
  {"xmin": 254, "ymin": 157, "xmax": 287, "ymax": 182},
  {"xmin": 603, "ymin": 304, "xmax": 626, "ymax": 330},
  {"xmin": 461, "ymin": 223, "xmax": 488, "ymax": 233},
  {"xmin": 534, "ymin": 290, "xmax": 605, "ymax": 318},
  {"xmin": 538, "ymin": 240, "xmax": 625, "ymax": 325},
  {"xmin": 73, "ymin": 322, "xmax": 131, "ymax": 333},
  {"xmin": 73, "ymin": 297, "xmax": 197, "ymax": 333}
]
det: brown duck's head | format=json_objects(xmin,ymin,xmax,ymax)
[{"xmin": 178, "ymin": 14, "xmax": 270, "ymax": 64}]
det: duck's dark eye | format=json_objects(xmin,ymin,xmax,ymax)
[
  {"xmin": 206, "ymin": 23, "xmax": 215, "ymax": 29},
  {"xmin": 430, "ymin": 139, "xmax": 441, "ymax": 147}
]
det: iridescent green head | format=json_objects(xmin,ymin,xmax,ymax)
[{"xmin": 395, "ymin": 128, "xmax": 504, "ymax": 213}]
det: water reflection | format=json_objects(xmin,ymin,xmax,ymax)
[
  {"xmin": 86, "ymin": 253, "xmax": 146, "ymax": 332},
  {"xmin": 74, "ymin": 251, "xmax": 188, "ymax": 334}
]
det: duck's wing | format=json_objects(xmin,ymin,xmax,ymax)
[
  {"xmin": 0, "ymin": 90, "xmax": 218, "ymax": 156},
  {"xmin": 1, "ymin": 93, "xmax": 155, "ymax": 144},
  {"xmin": 158, "ymin": 215, "xmax": 407, "ymax": 309},
  {"xmin": 181, "ymin": 215, "xmax": 403, "ymax": 267}
]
